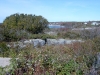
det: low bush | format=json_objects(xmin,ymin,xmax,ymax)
[
  {"xmin": 57, "ymin": 31, "xmax": 80, "ymax": 39},
  {"xmin": 0, "ymin": 27, "xmax": 30, "ymax": 42},
  {"xmin": 0, "ymin": 26, "xmax": 55, "ymax": 42},
  {"xmin": 29, "ymin": 34, "xmax": 56, "ymax": 40},
  {"xmin": 0, "ymin": 42, "xmax": 9, "ymax": 57},
  {"xmin": 0, "ymin": 38, "xmax": 100, "ymax": 74}
]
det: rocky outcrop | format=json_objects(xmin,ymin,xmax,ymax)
[
  {"xmin": 24, "ymin": 39, "xmax": 45, "ymax": 47},
  {"xmin": 0, "ymin": 57, "xmax": 11, "ymax": 67},
  {"xmin": 47, "ymin": 39, "xmax": 82, "ymax": 45},
  {"xmin": 88, "ymin": 52, "xmax": 100, "ymax": 75},
  {"xmin": 7, "ymin": 39, "xmax": 83, "ymax": 48},
  {"xmin": 96, "ymin": 52, "xmax": 100, "ymax": 69},
  {"xmin": 95, "ymin": 52, "xmax": 100, "ymax": 74},
  {"xmin": 7, "ymin": 39, "xmax": 45, "ymax": 48}
]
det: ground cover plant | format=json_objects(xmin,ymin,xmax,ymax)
[{"xmin": 0, "ymin": 38, "xmax": 100, "ymax": 75}]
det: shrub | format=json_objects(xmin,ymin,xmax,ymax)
[
  {"xmin": 0, "ymin": 38, "xmax": 100, "ymax": 74},
  {"xmin": 0, "ymin": 27, "xmax": 32, "ymax": 42},
  {"xmin": 0, "ymin": 26, "xmax": 55, "ymax": 42},
  {"xmin": 0, "ymin": 42, "xmax": 9, "ymax": 57},
  {"xmin": 29, "ymin": 34, "xmax": 56, "ymax": 40},
  {"xmin": 3, "ymin": 13, "xmax": 48, "ymax": 34},
  {"xmin": 57, "ymin": 31, "xmax": 80, "ymax": 39}
]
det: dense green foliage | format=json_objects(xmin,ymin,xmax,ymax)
[
  {"xmin": 0, "ymin": 26, "xmax": 30, "ymax": 41},
  {"xmin": 0, "ymin": 42, "xmax": 9, "ymax": 57},
  {"xmin": 0, "ymin": 26, "xmax": 55, "ymax": 42},
  {"xmin": 3, "ymin": 13, "xmax": 48, "ymax": 34},
  {"xmin": 0, "ymin": 13, "xmax": 56, "ymax": 42}
]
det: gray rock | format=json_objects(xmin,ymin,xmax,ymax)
[
  {"xmin": 95, "ymin": 52, "xmax": 100, "ymax": 69},
  {"xmin": 13, "ymin": 42, "xmax": 26, "ymax": 49},
  {"xmin": 58, "ymin": 39, "xmax": 65, "ymax": 45},
  {"xmin": 31, "ymin": 39, "xmax": 45, "ymax": 47},
  {"xmin": 0, "ymin": 57, "xmax": 11, "ymax": 67},
  {"xmin": 7, "ymin": 39, "xmax": 45, "ymax": 48},
  {"xmin": 47, "ymin": 39, "xmax": 58, "ymax": 45},
  {"xmin": 38, "ymin": 39, "xmax": 45, "ymax": 46},
  {"xmin": 88, "ymin": 52, "xmax": 100, "ymax": 75},
  {"xmin": 24, "ymin": 40, "xmax": 32, "ymax": 44},
  {"xmin": 7, "ymin": 39, "xmax": 83, "ymax": 48},
  {"xmin": 46, "ymin": 39, "xmax": 83, "ymax": 45}
]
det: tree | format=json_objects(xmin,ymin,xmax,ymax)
[{"xmin": 3, "ymin": 13, "xmax": 48, "ymax": 34}]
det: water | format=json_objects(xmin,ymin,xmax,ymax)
[{"xmin": 48, "ymin": 24, "xmax": 65, "ymax": 28}]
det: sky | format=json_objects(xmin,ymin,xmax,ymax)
[{"xmin": 0, "ymin": 0, "xmax": 100, "ymax": 22}]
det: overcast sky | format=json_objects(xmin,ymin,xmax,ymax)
[{"xmin": 0, "ymin": 0, "xmax": 100, "ymax": 22}]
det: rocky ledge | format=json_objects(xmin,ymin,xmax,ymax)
[{"xmin": 7, "ymin": 39, "xmax": 83, "ymax": 48}]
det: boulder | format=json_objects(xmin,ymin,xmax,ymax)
[
  {"xmin": 95, "ymin": 52, "xmax": 100, "ymax": 70},
  {"xmin": 65, "ymin": 39, "xmax": 83, "ymax": 44},
  {"xmin": 47, "ymin": 39, "xmax": 58, "ymax": 45},
  {"xmin": 7, "ymin": 39, "xmax": 83, "ymax": 48},
  {"xmin": 0, "ymin": 57, "xmax": 11, "ymax": 67},
  {"xmin": 58, "ymin": 39, "xmax": 66, "ymax": 45},
  {"xmin": 31, "ymin": 39, "xmax": 45, "ymax": 47}
]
